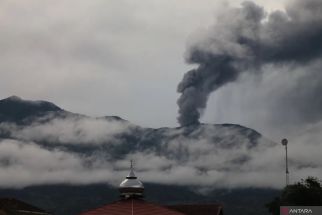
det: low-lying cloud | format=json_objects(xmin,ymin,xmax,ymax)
[
  {"xmin": 1, "ymin": 114, "xmax": 322, "ymax": 189},
  {"xmin": 0, "ymin": 114, "xmax": 133, "ymax": 145},
  {"xmin": 1, "ymin": 0, "xmax": 322, "ymax": 191}
]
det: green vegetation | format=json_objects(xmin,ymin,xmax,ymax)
[{"xmin": 266, "ymin": 177, "xmax": 322, "ymax": 215}]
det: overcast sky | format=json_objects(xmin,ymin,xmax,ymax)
[
  {"xmin": 2, "ymin": 0, "xmax": 322, "ymax": 144},
  {"xmin": 1, "ymin": 0, "xmax": 322, "ymax": 189},
  {"xmin": 0, "ymin": 0, "xmax": 288, "ymax": 134}
]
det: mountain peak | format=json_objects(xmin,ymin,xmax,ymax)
[
  {"xmin": 5, "ymin": 95, "xmax": 22, "ymax": 101},
  {"xmin": 0, "ymin": 96, "xmax": 63, "ymax": 123}
]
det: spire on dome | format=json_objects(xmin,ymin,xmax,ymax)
[
  {"xmin": 119, "ymin": 160, "xmax": 144, "ymax": 199},
  {"xmin": 126, "ymin": 160, "xmax": 136, "ymax": 179}
]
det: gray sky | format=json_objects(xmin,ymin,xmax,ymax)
[
  {"xmin": 0, "ymin": 0, "xmax": 287, "ymax": 131},
  {"xmin": 1, "ymin": 0, "xmax": 322, "ymax": 189},
  {"xmin": 2, "ymin": 0, "xmax": 322, "ymax": 150}
]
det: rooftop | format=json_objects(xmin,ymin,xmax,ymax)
[
  {"xmin": 0, "ymin": 198, "xmax": 51, "ymax": 215},
  {"xmin": 79, "ymin": 161, "xmax": 223, "ymax": 215},
  {"xmin": 79, "ymin": 199, "xmax": 185, "ymax": 215},
  {"xmin": 168, "ymin": 204, "xmax": 223, "ymax": 215}
]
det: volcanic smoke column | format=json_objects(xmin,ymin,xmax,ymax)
[
  {"xmin": 177, "ymin": 54, "xmax": 244, "ymax": 126},
  {"xmin": 176, "ymin": 1, "xmax": 264, "ymax": 126},
  {"xmin": 177, "ymin": 0, "xmax": 322, "ymax": 126}
]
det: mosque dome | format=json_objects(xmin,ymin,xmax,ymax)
[{"xmin": 119, "ymin": 161, "xmax": 144, "ymax": 198}]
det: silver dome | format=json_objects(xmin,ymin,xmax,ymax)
[
  {"xmin": 119, "ymin": 169, "xmax": 144, "ymax": 188},
  {"xmin": 119, "ymin": 161, "xmax": 144, "ymax": 198}
]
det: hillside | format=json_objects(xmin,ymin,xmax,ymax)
[{"xmin": 0, "ymin": 96, "xmax": 279, "ymax": 215}]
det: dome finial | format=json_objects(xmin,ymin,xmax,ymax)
[
  {"xmin": 127, "ymin": 160, "xmax": 136, "ymax": 179},
  {"xmin": 119, "ymin": 160, "xmax": 144, "ymax": 199}
]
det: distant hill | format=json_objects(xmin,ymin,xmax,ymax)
[
  {"xmin": 0, "ymin": 96, "xmax": 278, "ymax": 215},
  {"xmin": 0, "ymin": 96, "xmax": 270, "ymax": 158},
  {"xmin": 0, "ymin": 96, "xmax": 62, "ymax": 123}
]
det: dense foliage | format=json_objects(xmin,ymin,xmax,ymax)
[{"xmin": 266, "ymin": 177, "xmax": 322, "ymax": 215}]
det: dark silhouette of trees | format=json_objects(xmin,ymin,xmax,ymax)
[{"xmin": 266, "ymin": 177, "xmax": 322, "ymax": 215}]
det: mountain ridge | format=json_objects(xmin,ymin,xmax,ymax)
[
  {"xmin": 0, "ymin": 95, "xmax": 273, "ymax": 172},
  {"xmin": 0, "ymin": 96, "xmax": 63, "ymax": 123},
  {"xmin": 0, "ymin": 95, "xmax": 263, "ymax": 134},
  {"xmin": 0, "ymin": 96, "xmax": 278, "ymax": 215}
]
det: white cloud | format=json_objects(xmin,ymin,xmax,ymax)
[
  {"xmin": 1, "ymin": 0, "xmax": 321, "ymax": 190},
  {"xmin": 1, "ymin": 121, "xmax": 322, "ymax": 189},
  {"xmin": 0, "ymin": 115, "xmax": 133, "ymax": 145}
]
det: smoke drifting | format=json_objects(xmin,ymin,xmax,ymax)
[{"xmin": 177, "ymin": 0, "xmax": 322, "ymax": 126}]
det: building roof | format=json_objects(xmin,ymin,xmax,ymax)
[
  {"xmin": 79, "ymin": 199, "xmax": 185, "ymax": 215},
  {"xmin": 79, "ymin": 162, "xmax": 224, "ymax": 215},
  {"xmin": 0, "ymin": 198, "xmax": 51, "ymax": 215},
  {"xmin": 168, "ymin": 204, "xmax": 223, "ymax": 215}
]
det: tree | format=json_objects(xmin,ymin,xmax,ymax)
[{"xmin": 266, "ymin": 177, "xmax": 322, "ymax": 215}]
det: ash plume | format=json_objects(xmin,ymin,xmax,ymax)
[{"xmin": 177, "ymin": 0, "xmax": 322, "ymax": 126}]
